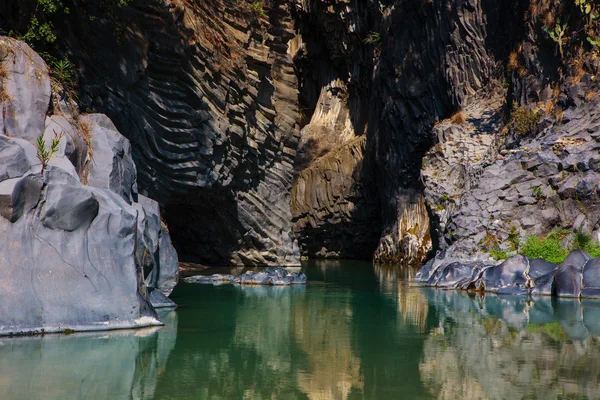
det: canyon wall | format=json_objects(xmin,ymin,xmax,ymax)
[{"xmin": 2, "ymin": 0, "xmax": 600, "ymax": 268}]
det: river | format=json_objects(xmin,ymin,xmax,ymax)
[{"xmin": 2, "ymin": 260, "xmax": 599, "ymax": 399}]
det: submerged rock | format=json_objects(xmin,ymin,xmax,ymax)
[
  {"xmin": 415, "ymin": 250, "xmax": 600, "ymax": 299},
  {"xmin": 185, "ymin": 267, "xmax": 307, "ymax": 286},
  {"xmin": 184, "ymin": 274, "xmax": 235, "ymax": 284}
]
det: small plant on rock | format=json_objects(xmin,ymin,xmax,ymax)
[
  {"xmin": 490, "ymin": 248, "xmax": 510, "ymax": 261},
  {"xmin": 544, "ymin": 19, "xmax": 568, "ymax": 59},
  {"xmin": 36, "ymin": 130, "xmax": 64, "ymax": 177},
  {"xmin": 531, "ymin": 185, "xmax": 544, "ymax": 202},
  {"xmin": 250, "ymin": 1, "xmax": 267, "ymax": 17},
  {"xmin": 49, "ymin": 58, "xmax": 76, "ymax": 88},
  {"xmin": 363, "ymin": 31, "xmax": 381, "ymax": 45},
  {"xmin": 510, "ymin": 103, "xmax": 541, "ymax": 137},
  {"xmin": 508, "ymin": 225, "xmax": 521, "ymax": 251}
]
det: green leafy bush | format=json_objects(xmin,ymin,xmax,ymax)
[
  {"xmin": 573, "ymin": 230, "xmax": 600, "ymax": 257},
  {"xmin": 520, "ymin": 230, "xmax": 570, "ymax": 264}
]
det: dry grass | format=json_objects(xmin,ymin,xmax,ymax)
[
  {"xmin": 0, "ymin": 64, "xmax": 7, "ymax": 81},
  {"xmin": 554, "ymin": 108, "xmax": 564, "ymax": 122},
  {"xmin": 508, "ymin": 50, "xmax": 520, "ymax": 71},
  {"xmin": 569, "ymin": 60, "xmax": 586, "ymax": 84},
  {"xmin": 450, "ymin": 110, "xmax": 466, "ymax": 124},
  {"xmin": 543, "ymin": 99, "xmax": 555, "ymax": 115},
  {"xmin": 0, "ymin": 64, "xmax": 9, "ymax": 103},
  {"xmin": 585, "ymin": 90, "xmax": 597, "ymax": 102},
  {"xmin": 79, "ymin": 119, "xmax": 94, "ymax": 185}
]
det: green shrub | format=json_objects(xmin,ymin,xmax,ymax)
[
  {"xmin": 490, "ymin": 248, "xmax": 510, "ymax": 261},
  {"xmin": 49, "ymin": 58, "xmax": 75, "ymax": 87},
  {"xmin": 521, "ymin": 231, "xmax": 569, "ymax": 264},
  {"xmin": 573, "ymin": 230, "xmax": 600, "ymax": 258},
  {"xmin": 531, "ymin": 185, "xmax": 544, "ymax": 201},
  {"xmin": 250, "ymin": 1, "xmax": 266, "ymax": 17}
]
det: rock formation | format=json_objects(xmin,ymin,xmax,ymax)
[
  {"xmin": 185, "ymin": 266, "xmax": 307, "ymax": 285},
  {"xmin": 0, "ymin": 37, "xmax": 177, "ymax": 335},
  {"xmin": 2, "ymin": 0, "xmax": 600, "ymax": 273}
]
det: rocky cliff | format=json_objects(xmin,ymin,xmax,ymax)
[{"xmin": 2, "ymin": 0, "xmax": 600, "ymax": 271}]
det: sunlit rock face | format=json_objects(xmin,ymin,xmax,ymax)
[{"xmin": 290, "ymin": 0, "xmax": 497, "ymax": 263}]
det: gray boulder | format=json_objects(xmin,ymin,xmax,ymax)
[
  {"xmin": 553, "ymin": 250, "xmax": 591, "ymax": 298},
  {"xmin": 147, "ymin": 287, "xmax": 177, "ymax": 309},
  {"xmin": 0, "ymin": 37, "xmax": 179, "ymax": 335},
  {"xmin": 187, "ymin": 267, "xmax": 307, "ymax": 286},
  {"xmin": 0, "ymin": 135, "xmax": 31, "ymax": 182},
  {"xmin": 184, "ymin": 274, "xmax": 235, "ymax": 284},
  {"xmin": 156, "ymin": 227, "xmax": 179, "ymax": 295},
  {"xmin": 528, "ymin": 258, "xmax": 559, "ymax": 296},
  {"xmin": 0, "ymin": 38, "xmax": 51, "ymax": 141},
  {"xmin": 478, "ymin": 255, "xmax": 530, "ymax": 295},
  {"xmin": 582, "ymin": 258, "xmax": 600, "ymax": 299},
  {"xmin": 83, "ymin": 114, "xmax": 137, "ymax": 203},
  {"xmin": 0, "ymin": 168, "xmax": 161, "ymax": 335}
]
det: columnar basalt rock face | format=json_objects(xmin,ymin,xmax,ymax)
[
  {"xmin": 46, "ymin": 0, "xmax": 303, "ymax": 266},
  {"xmin": 0, "ymin": 37, "xmax": 177, "ymax": 335},
  {"xmin": 291, "ymin": 136, "xmax": 381, "ymax": 258},
  {"xmin": 368, "ymin": 0, "xmax": 497, "ymax": 264}
]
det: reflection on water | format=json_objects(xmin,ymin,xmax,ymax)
[
  {"xmin": 420, "ymin": 290, "xmax": 600, "ymax": 400},
  {"xmin": 3, "ymin": 261, "xmax": 600, "ymax": 399},
  {"xmin": 0, "ymin": 310, "xmax": 177, "ymax": 400}
]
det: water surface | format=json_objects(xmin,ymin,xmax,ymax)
[{"xmin": 2, "ymin": 260, "xmax": 600, "ymax": 399}]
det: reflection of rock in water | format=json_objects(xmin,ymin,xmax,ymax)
[
  {"xmin": 290, "ymin": 289, "xmax": 364, "ymax": 399},
  {"xmin": 0, "ymin": 313, "xmax": 177, "ymax": 400},
  {"xmin": 230, "ymin": 282, "xmax": 364, "ymax": 399},
  {"xmin": 374, "ymin": 263, "xmax": 428, "ymax": 332},
  {"xmin": 420, "ymin": 292, "xmax": 600, "ymax": 399}
]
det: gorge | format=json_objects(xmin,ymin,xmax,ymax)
[
  {"xmin": 3, "ymin": 1, "xmax": 600, "ymax": 398},
  {"xmin": 0, "ymin": 0, "xmax": 600, "ymax": 379}
]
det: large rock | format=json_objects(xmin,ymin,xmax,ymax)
[
  {"xmin": 185, "ymin": 267, "xmax": 307, "ymax": 286},
  {"xmin": 0, "ymin": 37, "xmax": 178, "ymax": 335},
  {"xmin": 9, "ymin": 1, "xmax": 303, "ymax": 266},
  {"xmin": 0, "ymin": 37, "xmax": 51, "ymax": 141},
  {"xmin": 83, "ymin": 114, "xmax": 137, "ymax": 204},
  {"xmin": 0, "ymin": 168, "xmax": 161, "ymax": 335},
  {"xmin": 414, "ymin": 250, "xmax": 600, "ymax": 300}
]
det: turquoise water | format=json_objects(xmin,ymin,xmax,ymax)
[{"xmin": 2, "ymin": 260, "xmax": 600, "ymax": 399}]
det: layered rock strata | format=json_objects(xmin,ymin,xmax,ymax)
[
  {"xmin": 34, "ymin": 0, "xmax": 303, "ymax": 266},
  {"xmin": 0, "ymin": 37, "xmax": 177, "ymax": 335}
]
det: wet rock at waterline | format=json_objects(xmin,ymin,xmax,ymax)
[
  {"xmin": 185, "ymin": 267, "xmax": 307, "ymax": 286},
  {"xmin": 415, "ymin": 250, "xmax": 600, "ymax": 299},
  {"xmin": 0, "ymin": 38, "xmax": 178, "ymax": 335}
]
